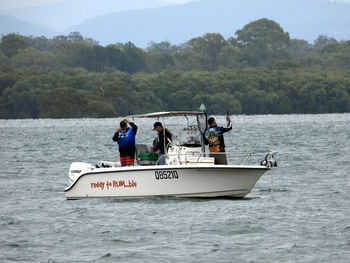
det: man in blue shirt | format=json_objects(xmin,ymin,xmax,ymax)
[
  {"xmin": 112, "ymin": 118, "xmax": 138, "ymax": 166},
  {"xmin": 204, "ymin": 115, "xmax": 232, "ymax": 165}
]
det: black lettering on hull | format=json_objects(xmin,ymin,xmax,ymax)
[{"xmin": 155, "ymin": 170, "xmax": 179, "ymax": 180}]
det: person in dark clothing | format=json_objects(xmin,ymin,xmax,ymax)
[
  {"xmin": 150, "ymin": 121, "xmax": 172, "ymax": 165},
  {"xmin": 204, "ymin": 115, "xmax": 232, "ymax": 165},
  {"xmin": 112, "ymin": 118, "xmax": 138, "ymax": 166}
]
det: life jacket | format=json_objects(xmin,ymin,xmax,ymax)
[
  {"xmin": 117, "ymin": 127, "xmax": 136, "ymax": 152},
  {"xmin": 205, "ymin": 126, "xmax": 224, "ymax": 152}
]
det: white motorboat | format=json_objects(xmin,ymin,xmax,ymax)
[{"xmin": 65, "ymin": 111, "xmax": 277, "ymax": 199}]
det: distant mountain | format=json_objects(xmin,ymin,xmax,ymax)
[
  {"xmin": 0, "ymin": 15, "xmax": 57, "ymax": 37},
  {"xmin": 0, "ymin": 0, "xmax": 188, "ymax": 32},
  {"xmin": 1, "ymin": 0, "xmax": 350, "ymax": 47},
  {"xmin": 65, "ymin": 0, "xmax": 350, "ymax": 47}
]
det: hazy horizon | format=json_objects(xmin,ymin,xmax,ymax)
[
  {"xmin": 0, "ymin": 0, "xmax": 196, "ymax": 31},
  {"xmin": 1, "ymin": 0, "xmax": 349, "ymax": 32},
  {"xmin": 1, "ymin": 0, "xmax": 350, "ymax": 47}
]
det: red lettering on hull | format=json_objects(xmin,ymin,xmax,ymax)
[{"xmin": 91, "ymin": 180, "xmax": 137, "ymax": 190}]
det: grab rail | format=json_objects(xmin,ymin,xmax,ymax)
[{"xmin": 154, "ymin": 151, "xmax": 275, "ymax": 166}]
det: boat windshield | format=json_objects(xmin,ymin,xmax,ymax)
[
  {"xmin": 178, "ymin": 126, "xmax": 201, "ymax": 147},
  {"xmin": 129, "ymin": 111, "xmax": 208, "ymax": 148}
]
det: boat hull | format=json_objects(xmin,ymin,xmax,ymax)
[{"xmin": 64, "ymin": 165, "xmax": 269, "ymax": 199}]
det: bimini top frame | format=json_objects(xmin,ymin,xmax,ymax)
[
  {"xmin": 129, "ymin": 111, "xmax": 207, "ymax": 119},
  {"xmin": 128, "ymin": 111, "xmax": 208, "ymax": 153}
]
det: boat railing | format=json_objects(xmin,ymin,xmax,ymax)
[
  {"xmin": 206, "ymin": 151, "xmax": 269, "ymax": 165},
  {"xmin": 155, "ymin": 151, "xmax": 276, "ymax": 166}
]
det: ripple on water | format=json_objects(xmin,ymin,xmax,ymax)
[{"xmin": 1, "ymin": 115, "xmax": 350, "ymax": 263}]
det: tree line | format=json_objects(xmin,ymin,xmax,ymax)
[{"xmin": 0, "ymin": 18, "xmax": 349, "ymax": 118}]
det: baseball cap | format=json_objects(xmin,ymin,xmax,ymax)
[{"xmin": 153, "ymin": 121, "xmax": 162, "ymax": 130}]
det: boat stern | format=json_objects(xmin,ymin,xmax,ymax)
[{"xmin": 68, "ymin": 162, "xmax": 95, "ymax": 185}]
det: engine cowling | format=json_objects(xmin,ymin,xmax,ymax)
[{"xmin": 68, "ymin": 162, "xmax": 95, "ymax": 184}]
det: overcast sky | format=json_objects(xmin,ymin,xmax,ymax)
[
  {"xmin": 0, "ymin": 0, "xmax": 194, "ymax": 9},
  {"xmin": 1, "ymin": 0, "xmax": 61, "ymax": 9},
  {"xmin": 2, "ymin": 0, "xmax": 350, "ymax": 9},
  {"xmin": 1, "ymin": 0, "xmax": 349, "ymax": 33},
  {"xmin": 0, "ymin": 0, "xmax": 198, "ymax": 31}
]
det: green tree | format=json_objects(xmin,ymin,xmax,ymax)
[
  {"xmin": 288, "ymin": 39, "xmax": 313, "ymax": 60},
  {"xmin": 0, "ymin": 50, "xmax": 8, "ymax": 66},
  {"xmin": 0, "ymin": 97, "xmax": 8, "ymax": 118},
  {"xmin": 98, "ymin": 81, "xmax": 145, "ymax": 115},
  {"xmin": 298, "ymin": 53, "xmax": 323, "ymax": 69},
  {"xmin": 0, "ymin": 65, "xmax": 18, "ymax": 96},
  {"xmin": 0, "ymin": 34, "xmax": 29, "ymax": 57},
  {"xmin": 3, "ymin": 79, "xmax": 39, "ymax": 118},
  {"xmin": 38, "ymin": 87, "xmax": 116, "ymax": 118},
  {"xmin": 117, "ymin": 42, "xmax": 145, "ymax": 73},
  {"xmin": 1, "ymin": 66, "xmax": 61, "ymax": 118},
  {"xmin": 25, "ymin": 36, "xmax": 56, "ymax": 51},
  {"xmin": 105, "ymin": 44, "xmax": 124, "ymax": 70},
  {"xmin": 313, "ymin": 35, "xmax": 338, "ymax": 51},
  {"xmin": 324, "ymin": 41, "xmax": 350, "ymax": 69},
  {"xmin": 11, "ymin": 47, "xmax": 60, "ymax": 70},
  {"xmin": 131, "ymin": 72, "xmax": 165, "ymax": 112},
  {"xmin": 67, "ymin": 32, "xmax": 84, "ymax": 42},
  {"xmin": 144, "ymin": 53, "xmax": 175, "ymax": 73},
  {"xmin": 217, "ymin": 46, "xmax": 244, "ymax": 69},
  {"xmin": 146, "ymin": 41, "xmax": 174, "ymax": 53},
  {"xmin": 193, "ymin": 92, "xmax": 242, "ymax": 114},
  {"xmin": 236, "ymin": 18, "xmax": 290, "ymax": 67},
  {"xmin": 186, "ymin": 33, "xmax": 227, "ymax": 71}
]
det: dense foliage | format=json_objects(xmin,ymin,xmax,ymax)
[{"xmin": 0, "ymin": 19, "xmax": 349, "ymax": 118}]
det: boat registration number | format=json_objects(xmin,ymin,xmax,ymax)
[{"xmin": 155, "ymin": 170, "xmax": 179, "ymax": 180}]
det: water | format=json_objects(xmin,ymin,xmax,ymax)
[{"xmin": 1, "ymin": 114, "xmax": 350, "ymax": 262}]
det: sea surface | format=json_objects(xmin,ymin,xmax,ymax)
[{"xmin": 1, "ymin": 114, "xmax": 350, "ymax": 263}]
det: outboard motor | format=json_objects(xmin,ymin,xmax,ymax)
[
  {"xmin": 69, "ymin": 162, "xmax": 95, "ymax": 184},
  {"xmin": 260, "ymin": 152, "xmax": 278, "ymax": 168}
]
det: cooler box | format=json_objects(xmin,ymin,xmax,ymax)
[{"xmin": 139, "ymin": 153, "xmax": 158, "ymax": 165}]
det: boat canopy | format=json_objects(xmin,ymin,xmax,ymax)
[
  {"xmin": 129, "ymin": 111, "xmax": 208, "ymax": 148},
  {"xmin": 129, "ymin": 111, "xmax": 206, "ymax": 119}
]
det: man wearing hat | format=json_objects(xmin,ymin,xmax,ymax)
[
  {"xmin": 150, "ymin": 122, "xmax": 172, "ymax": 165},
  {"xmin": 204, "ymin": 115, "xmax": 232, "ymax": 165},
  {"xmin": 112, "ymin": 118, "xmax": 138, "ymax": 166}
]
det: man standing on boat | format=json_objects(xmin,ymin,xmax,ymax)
[
  {"xmin": 150, "ymin": 122, "xmax": 172, "ymax": 165},
  {"xmin": 112, "ymin": 118, "xmax": 138, "ymax": 166},
  {"xmin": 204, "ymin": 115, "xmax": 232, "ymax": 165}
]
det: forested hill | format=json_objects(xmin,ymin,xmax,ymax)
[
  {"xmin": 0, "ymin": 18, "xmax": 350, "ymax": 119},
  {"xmin": 2, "ymin": 0, "xmax": 350, "ymax": 46},
  {"xmin": 67, "ymin": 0, "xmax": 350, "ymax": 46}
]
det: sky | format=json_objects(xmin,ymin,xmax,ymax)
[
  {"xmin": 1, "ymin": 0, "xmax": 350, "ymax": 9},
  {"xmin": 0, "ymin": 0, "xmax": 61, "ymax": 9},
  {"xmin": 0, "ymin": 0, "xmax": 198, "ymax": 31},
  {"xmin": 0, "ymin": 0, "xmax": 349, "ymax": 39},
  {"xmin": 0, "ymin": 0, "xmax": 195, "ymax": 9}
]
